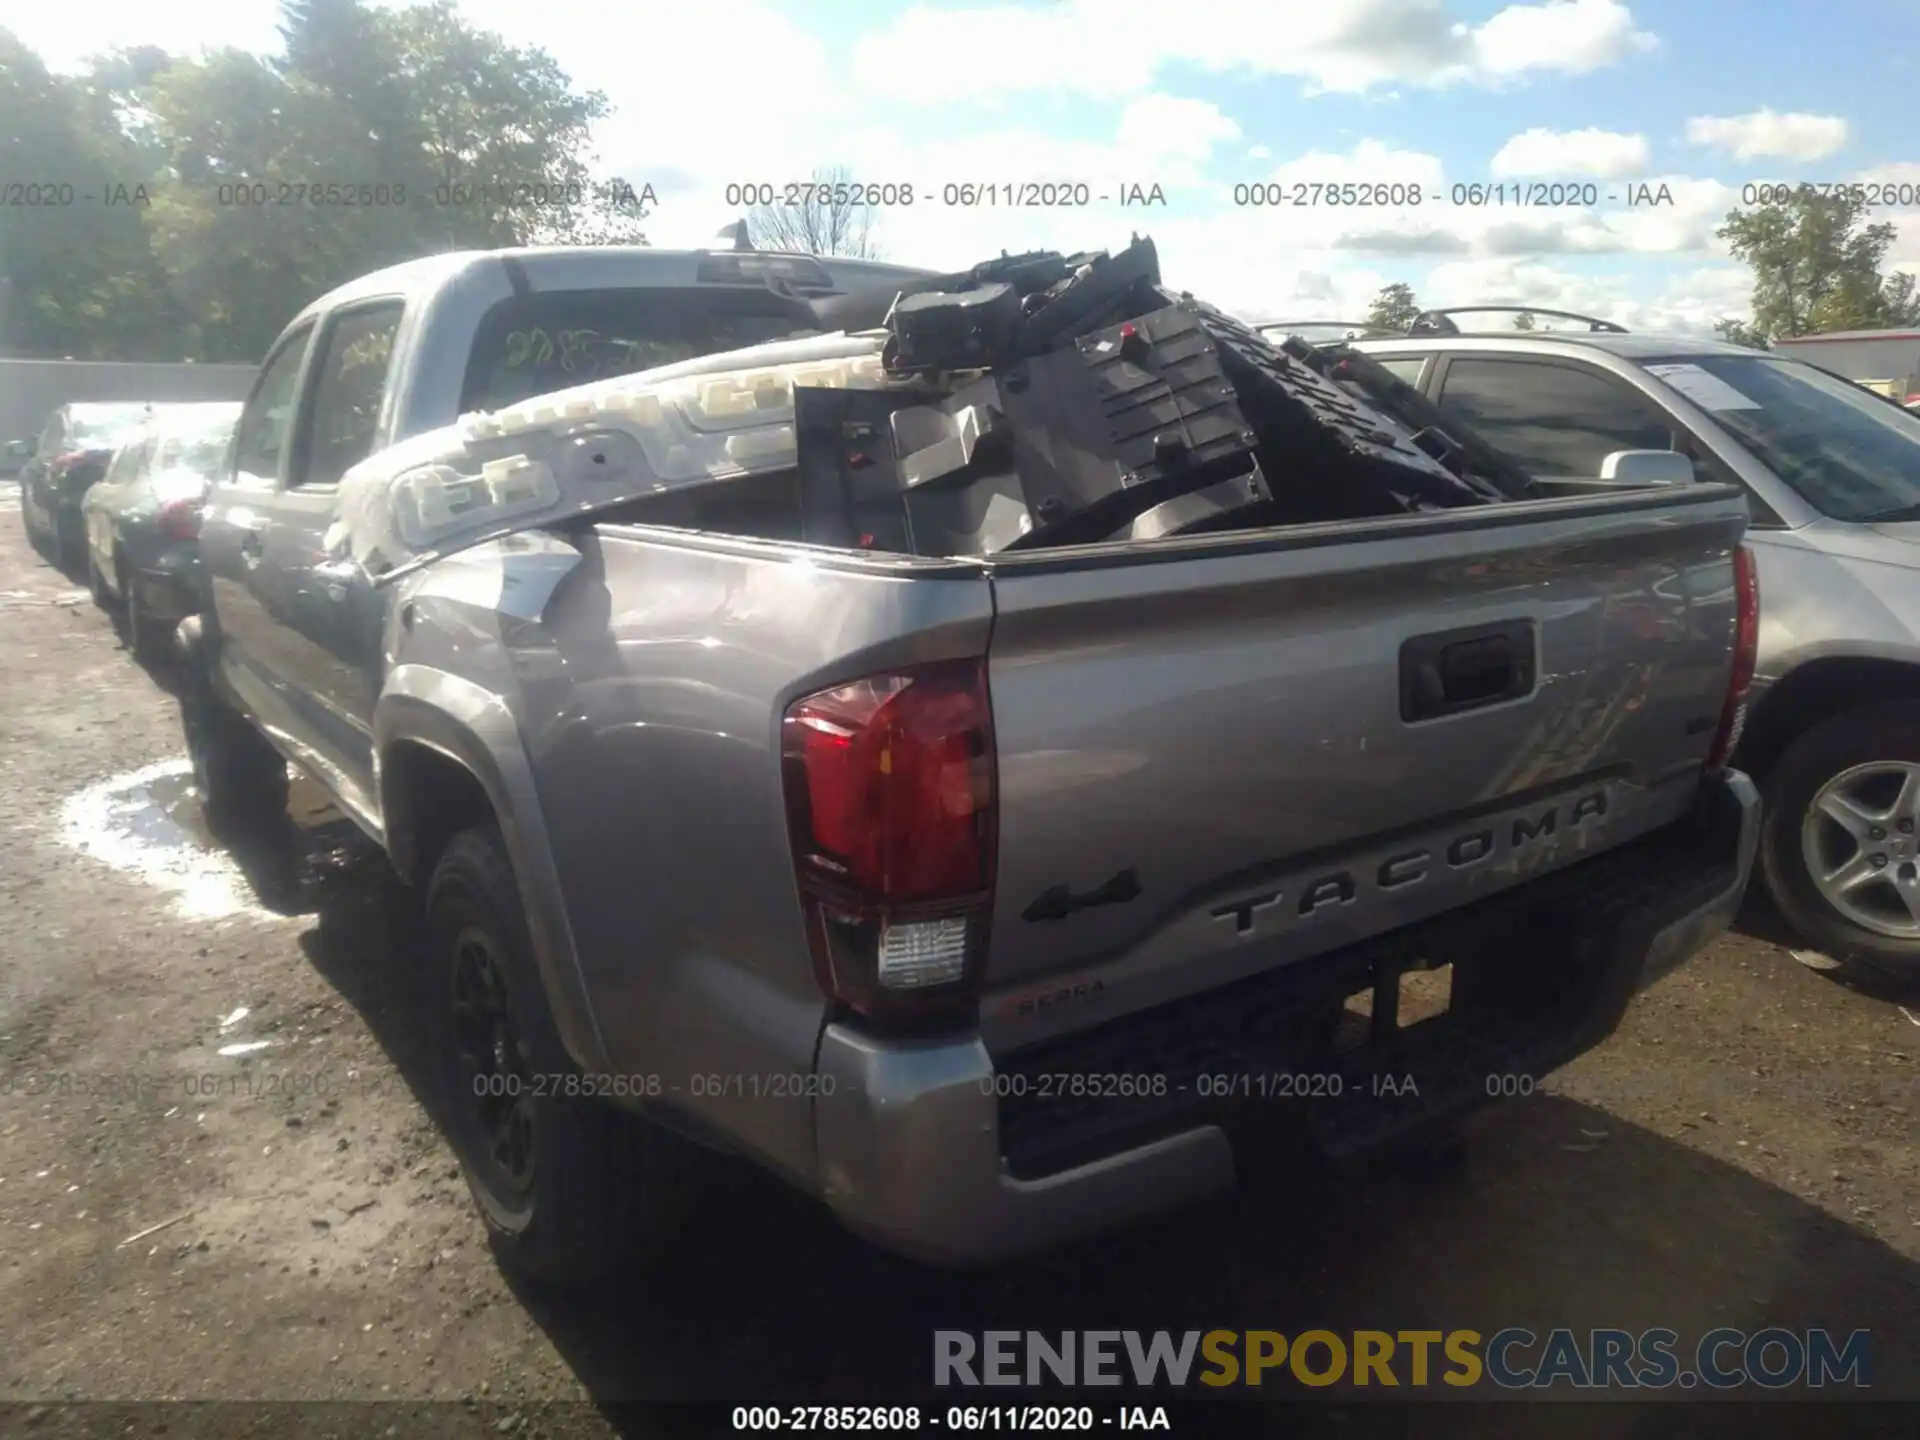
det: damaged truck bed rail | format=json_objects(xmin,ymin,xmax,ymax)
[{"xmin": 337, "ymin": 236, "xmax": 1517, "ymax": 580}]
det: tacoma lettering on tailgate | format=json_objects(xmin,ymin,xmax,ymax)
[{"xmin": 1211, "ymin": 788, "xmax": 1609, "ymax": 941}]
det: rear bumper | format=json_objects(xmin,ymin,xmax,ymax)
[{"xmin": 811, "ymin": 769, "xmax": 1758, "ymax": 1265}]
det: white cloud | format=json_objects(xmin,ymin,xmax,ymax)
[
  {"xmin": 1855, "ymin": 163, "xmax": 1920, "ymax": 271},
  {"xmin": 1685, "ymin": 109, "xmax": 1850, "ymax": 162},
  {"xmin": 1469, "ymin": 0, "xmax": 1657, "ymax": 76},
  {"xmin": 6, "ymin": 0, "xmax": 1743, "ymax": 327},
  {"xmin": 1272, "ymin": 140, "xmax": 1447, "ymax": 189},
  {"xmin": 1420, "ymin": 258, "xmax": 1749, "ymax": 334},
  {"xmin": 1595, "ymin": 175, "xmax": 1739, "ymax": 255},
  {"xmin": 852, "ymin": 0, "xmax": 1660, "ymax": 103},
  {"xmin": 1116, "ymin": 95, "xmax": 1242, "ymax": 159},
  {"xmin": 9, "ymin": 0, "xmax": 276, "ymax": 70},
  {"xmin": 1245, "ymin": 146, "xmax": 1731, "ymax": 263},
  {"xmin": 1488, "ymin": 127, "xmax": 1649, "ymax": 179}
]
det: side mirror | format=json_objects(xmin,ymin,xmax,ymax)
[
  {"xmin": 5, "ymin": 438, "xmax": 33, "ymax": 460},
  {"xmin": 1600, "ymin": 449, "xmax": 1695, "ymax": 487}
]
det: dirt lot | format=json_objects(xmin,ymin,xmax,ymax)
[{"xmin": 0, "ymin": 490, "xmax": 1915, "ymax": 1437}]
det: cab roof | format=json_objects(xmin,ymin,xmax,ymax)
[{"xmin": 295, "ymin": 246, "xmax": 938, "ymax": 326}]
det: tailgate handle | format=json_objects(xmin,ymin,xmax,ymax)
[{"xmin": 1401, "ymin": 620, "xmax": 1536, "ymax": 722}]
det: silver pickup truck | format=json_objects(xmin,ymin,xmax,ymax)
[{"xmin": 176, "ymin": 241, "xmax": 1761, "ymax": 1282}]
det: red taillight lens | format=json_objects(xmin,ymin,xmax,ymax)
[
  {"xmin": 781, "ymin": 659, "xmax": 996, "ymax": 1025},
  {"xmin": 1707, "ymin": 543, "xmax": 1759, "ymax": 770},
  {"xmin": 156, "ymin": 497, "xmax": 204, "ymax": 541}
]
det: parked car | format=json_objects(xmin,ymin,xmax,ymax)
[
  {"xmin": 0, "ymin": 358, "xmax": 255, "ymax": 476},
  {"xmin": 1334, "ymin": 308, "xmax": 1920, "ymax": 979},
  {"xmin": 175, "ymin": 246, "xmax": 1758, "ymax": 1280},
  {"xmin": 18, "ymin": 401, "xmax": 158, "ymax": 572},
  {"xmin": 81, "ymin": 401, "xmax": 242, "ymax": 663}
]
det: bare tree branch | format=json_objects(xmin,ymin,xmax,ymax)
[{"xmin": 745, "ymin": 164, "xmax": 883, "ymax": 258}]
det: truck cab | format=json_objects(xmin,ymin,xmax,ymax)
[{"xmin": 196, "ymin": 244, "xmax": 934, "ymax": 824}]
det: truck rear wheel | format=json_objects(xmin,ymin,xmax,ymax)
[
  {"xmin": 1761, "ymin": 702, "xmax": 1920, "ymax": 982},
  {"xmin": 425, "ymin": 823, "xmax": 697, "ymax": 1285}
]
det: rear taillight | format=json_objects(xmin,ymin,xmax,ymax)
[
  {"xmin": 157, "ymin": 497, "xmax": 204, "ymax": 541},
  {"xmin": 1707, "ymin": 543, "xmax": 1759, "ymax": 771},
  {"xmin": 781, "ymin": 659, "xmax": 996, "ymax": 1027}
]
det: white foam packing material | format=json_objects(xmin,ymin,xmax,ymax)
[{"xmin": 332, "ymin": 334, "xmax": 893, "ymax": 574}]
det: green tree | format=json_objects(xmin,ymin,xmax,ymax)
[
  {"xmin": 1365, "ymin": 281, "xmax": 1421, "ymax": 333},
  {"xmin": 144, "ymin": 49, "xmax": 400, "ymax": 359},
  {"xmin": 1512, "ymin": 310, "xmax": 1536, "ymax": 331},
  {"xmin": 0, "ymin": 31, "xmax": 184, "ymax": 358},
  {"xmin": 1717, "ymin": 190, "xmax": 1906, "ymax": 341},
  {"xmin": 1882, "ymin": 270, "xmax": 1920, "ymax": 328},
  {"xmin": 376, "ymin": 1, "xmax": 643, "ymax": 247},
  {"xmin": 6, "ymin": 10, "xmax": 645, "ymax": 361},
  {"xmin": 1712, "ymin": 317, "xmax": 1770, "ymax": 350},
  {"xmin": 65, "ymin": 45, "xmax": 172, "ymax": 175}
]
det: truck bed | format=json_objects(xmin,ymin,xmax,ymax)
[{"xmin": 576, "ymin": 477, "xmax": 1748, "ymax": 1060}]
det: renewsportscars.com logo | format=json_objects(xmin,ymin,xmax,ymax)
[{"xmin": 933, "ymin": 1328, "xmax": 1873, "ymax": 1391}]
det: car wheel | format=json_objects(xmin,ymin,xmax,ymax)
[
  {"xmin": 119, "ymin": 562, "xmax": 169, "ymax": 666},
  {"xmin": 53, "ymin": 509, "xmax": 85, "ymax": 577},
  {"xmin": 179, "ymin": 682, "xmax": 288, "ymax": 839},
  {"xmin": 127, "ymin": 593, "xmax": 171, "ymax": 666},
  {"xmin": 1760, "ymin": 701, "xmax": 1920, "ymax": 983},
  {"xmin": 426, "ymin": 823, "xmax": 699, "ymax": 1285},
  {"xmin": 22, "ymin": 494, "xmax": 50, "ymax": 559}
]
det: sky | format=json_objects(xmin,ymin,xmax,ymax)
[{"xmin": 10, "ymin": 0, "xmax": 1919, "ymax": 334}]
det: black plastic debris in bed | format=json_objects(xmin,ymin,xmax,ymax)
[{"xmin": 793, "ymin": 236, "xmax": 1497, "ymax": 554}]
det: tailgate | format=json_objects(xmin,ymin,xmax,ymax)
[{"xmin": 978, "ymin": 484, "xmax": 1749, "ymax": 1047}]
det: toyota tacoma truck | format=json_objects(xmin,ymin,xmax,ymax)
[{"xmin": 176, "ymin": 239, "xmax": 1762, "ymax": 1281}]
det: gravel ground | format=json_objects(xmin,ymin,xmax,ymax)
[{"xmin": 0, "ymin": 488, "xmax": 1914, "ymax": 1438}]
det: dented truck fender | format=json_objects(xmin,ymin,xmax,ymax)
[{"xmin": 374, "ymin": 665, "xmax": 614, "ymax": 1078}]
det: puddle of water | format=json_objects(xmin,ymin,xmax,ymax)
[{"xmin": 59, "ymin": 759, "xmax": 280, "ymax": 921}]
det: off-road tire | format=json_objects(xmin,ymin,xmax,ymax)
[
  {"xmin": 1760, "ymin": 701, "xmax": 1920, "ymax": 984},
  {"xmin": 425, "ymin": 823, "xmax": 698, "ymax": 1286},
  {"xmin": 179, "ymin": 680, "xmax": 289, "ymax": 839}
]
